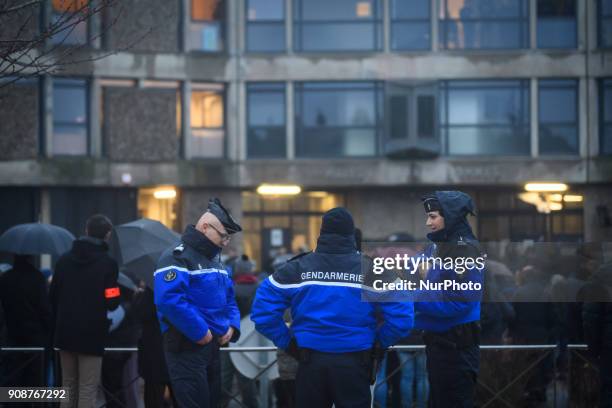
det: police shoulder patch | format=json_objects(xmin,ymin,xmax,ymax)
[{"xmin": 164, "ymin": 270, "xmax": 177, "ymax": 282}]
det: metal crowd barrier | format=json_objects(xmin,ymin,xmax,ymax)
[{"xmin": 0, "ymin": 344, "xmax": 595, "ymax": 408}]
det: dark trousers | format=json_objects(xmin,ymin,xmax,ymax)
[
  {"xmin": 165, "ymin": 342, "xmax": 220, "ymax": 408},
  {"xmin": 102, "ymin": 351, "xmax": 131, "ymax": 408},
  {"xmin": 295, "ymin": 350, "xmax": 371, "ymax": 408},
  {"xmin": 601, "ymin": 348, "xmax": 612, "ymax": 408},
  {"xmin": 426, "ymin": 345, "xmax": 479, "ymax": 408},
  {"xmin": 143, "ymin": 382, "xmax": 177, "ymax": 408}
]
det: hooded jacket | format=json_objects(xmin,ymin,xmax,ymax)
[
  {"xmin": 50, "ymin": 237, "xmax": 120, "ymax": 356},
  {"xmin": 154, "ymin": 225, "xmax": 241, "ymax": 344},
  {"xmin": 414, "ymin": 191, "xmax": 484, "ymax": 333},
  {"xmin": 251, "ymin": 232, "xmax": 414, "ymax": 353}
]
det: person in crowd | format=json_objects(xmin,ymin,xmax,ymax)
[
  {"xmin": 49, "ymin": 214, "xmax": 121, "ymax": 408},
  {"xmin": 102, "ymin": 282, "xmax": 140, "ymax": 408},
  {"xmin": 221, "ymin": 254, "xmax": 259, "ymax": 408},
  {"xmin": 251, "ymin": 207, "xmax": 413, "ymax": 408},
  {"xmin": 0, "ymin": 254, "xmax": 52, "ymax": 388},
  {"xmin": 134, "ymin": 285, "xmax": 177, "ymax": 408},
  {"xmin": 508, "ymin": 265, "xmax": 556, "ymax": 405},
  {"xmin": 155, "ymin": 198, "xmax": 242, "ymax": 408},
  {"xmin": 582, "ymin": 261, "xmax": 612, "ymax": 408},
  {"xmin": 414, "ymin": 191, "xmax": 484, "ymax": 408}
]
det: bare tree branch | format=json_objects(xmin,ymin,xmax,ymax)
[{"xmin": 0, "ymin": 0, "xmax": 150, "ymax": 88}]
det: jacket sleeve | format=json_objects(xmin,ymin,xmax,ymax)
[
  {"xmin": 225, "ymin": 278, "xmax": 242, "ymax": 342},
  {"xmin": 415, "ymin": 266, "xmax": 483, "ymax": 319},
  {"xmin": 251, "ymin": 271, "xmax": 295, "ymax": 349},
  {"xmin": 376, "ymin": 301, "xmax": 414, "ymax": 348},
  {"xmin": 154, "ymin": 258, "xmax": 209, "ymax": 342},
  {"xmin": 104, "ymin": 260, "xmax": 121, "ymax": 311}
]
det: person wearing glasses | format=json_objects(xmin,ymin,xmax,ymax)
[{"xmin": 154, "ymin": 198, "xmax": 242, "ymax": 408}]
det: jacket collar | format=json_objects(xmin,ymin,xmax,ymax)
[
  {"xmin": 182, "ymin": 225, "xmax": 222, "ymax": 260},
  {"xmin": 315, "ymin": 232, "xmax": 357, "ymax": 254}
]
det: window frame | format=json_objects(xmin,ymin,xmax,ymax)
[
  {"xmin": 438, "ymin": 0, "xmax": 530, "ymax": 50},
  {"xmin": 389, "ymin": 0, "xmax": 431, "ymax": 51},
  {"xmin": 186, "ymin": 0, "xmax": 227, "ymax": 53},
  {"xmin": 537, "ymin": 78, "xmax": 579, "ymax": 156},
  {"xmin": 536, "ymin": 0, "xmax": 578, "ymax": 49},
  {"xmin": 599, "ymin": 0, "xmax": 612, "ymax": 49},
  {"xmin": 294, "ymin": 81, "xmax": 384, "ymax": 158},
  {"xmin": 189, "ymin": 83, "xmax": 227, "ymax": 159},
  {"xmin": 245, "ymin": 0, "xmax": 286, "ymax": 53},
  {"xmin": 49, "ymin": 0, "xmax": 91, "ymax": 46},
  {"xmin": 292, "ymin": 0, "xmax": 383, "ymax": 53},
  {"xmin": 601, "ymin": 78, "xmax": 612, "ymax": 156},
  {"xmin": 439, "ymin": 79, "xmax": 531, "ymax": 157},
  {"xmin": 51, "ymin": 77, "xmax": 90, "ymax": 157},
  {"xmin": 246, "ymin": 82, "xmax": 287, "ymax": 159}
]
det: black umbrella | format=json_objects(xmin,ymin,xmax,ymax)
[
  {"xmin": 110, "ymin": 219, "xmax": 180, "ymax": 288},
  {"xmin": 0, "ymin": 223, "xmax": 75, "ymax": 256}
]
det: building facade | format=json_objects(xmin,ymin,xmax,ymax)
[{"xmin": 1, "ymin": 0, "xmax": 611, "ymax": 270}]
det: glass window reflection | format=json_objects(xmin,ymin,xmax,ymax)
[
  {"xmin": 295, "ymin": 82, "xmax": 382, "ymax": 157},
  {"xmin": 247, "ymin": 83, "xmax": 286, "ymax": 158},
  {"xmin": 439, "ymin": 0, "xmax": 529, "ymax": 49},
  {"xmin": 441, "ymin": 80, "xmax": 530, "ymax": 155},
  {"xmin": 293, "ymin": 0, "xmax": 382, "ymax": 51}
]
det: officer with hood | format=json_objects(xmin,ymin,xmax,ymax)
[
  {"xmin": 415, "ymin": 191, "xmax": 484, "ymax": 408},
  {"xmin": 251, "ymin": 207, "xmax": 413, "ymax": 408},
  {"xmin": 154, "ymin": 198, "xmax": 242, "ymax": 408}
]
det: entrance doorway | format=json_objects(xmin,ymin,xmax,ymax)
[
  {"xmin": 242, "ymin": 191, "xmax": 345, "ymax": 273},
  {"xmin": 137, "ymin": 186, "xmax": 180, "ymax": 232}
]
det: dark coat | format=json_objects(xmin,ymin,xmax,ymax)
[
  {"xmin": 510, "ymin": 281, "xmax": 556, "ymax": 343},
  {"xmin": 49, "ymin": 237, "xmax": 120, "ymax": 356},
  {"xmin": 0, "ymin": 258, "xmax": 52, "ymax": 346},
  {"xmin": 133, "ymin": 288, "xmax": 169, "ymax": 383},
  {"xmin": 582, "ymin": 262, "xmax": 612, "ymax": 357}
]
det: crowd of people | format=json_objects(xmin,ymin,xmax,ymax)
[{"xmin": 0, "ymin": 193, "xmax": 610, "ymax": 408}]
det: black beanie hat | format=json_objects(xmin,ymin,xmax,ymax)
[
  {"xmin": 320, "ymin": 207, "xmax": 355, "ymax": 236},
  {"xmin": 421, "ymin": 193, "xmax": 443, "ymax": 215}
]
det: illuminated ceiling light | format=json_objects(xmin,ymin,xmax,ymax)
[
  {"xmin": 256, "ymin": 184, "xmax": 301, "ymax": 196},
  {"xmin": 563, "ymin": 195, "xmax": 583, "ymax": 203},
  {"xmin": 518, "ymin": 192, "xmax": 540, "ymax": 206},
  {"xmin": 356, "ymin": 2, "xmax": 371, "ymax": 17},
  {"xmin": 549, "ymin": 202, "xmax": 563, "ymax": 211},
  {"xmin": 549, "ymin": 194, "xmax": 563, "ymax": 202},
  {"xmin": 307, "ymin": 191, "xmax": 328, "ymax": 198},
  {"xmin": 153, "ymin": 188, "xmax": 177, "ymax": 199},
  {"xmin": 524, "ymin": 183, "xmax": 568, "ymax": 192}
]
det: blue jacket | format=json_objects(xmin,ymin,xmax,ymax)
[
  {"xmin": 251, "ymin": 233, "xmax": 414, "ymax": 353},
  {"xmin": 415, "ymin": 191, "xmax": 484, "ymax": 333},
  {"xmin": 154, "ymin": 225, "xmax": 241, "ymax": 343}
]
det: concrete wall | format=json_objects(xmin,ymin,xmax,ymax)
[
  {"xmin": 0, "ymin": 1, "xmax": 39, "ymax": 46},
  {"xmin": 104, "ymin": 87, "xmax": 179, "ymax": 161},
  {"xmin": 104, "ymin": 0, "xmax": 180, "ymax": 53},
  {"xmin": 0, "ymin": 82, "xmax": 39, "ymax": 160}
]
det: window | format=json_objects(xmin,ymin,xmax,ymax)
[
  {"xmin": 439, "ymin": 0, "xmax": 529, "ymax": 49},
  {"xmin": 390, "ymin": 0, "xmax": 430, "ymax": 50},
  {"xmin": 247, "ymin": 83, "xmax": 286, "ymax": 158},
  {"xmin": 50, "ymin": 0, "xmax": 89, "ymax": 45},
  {"xmin": 190, "ymin": 84, "xmax": 224, "ymax": 158},
  {"xmin": 440, "ymin": 80, "xmax": 530, "ymax": 156},
  {"xmin": 53, "ymin": 79, "xmax": 88, "ymax": 155},
  {"xmin": 246, "ymin": 0, "xmax": 285, "ymax": 52},
  {"xmin": 295, "ymin": 82, "xmax": 382, "ymax": 157},
  {"xmin": 539, "ymin": 80, "xmax": 578, "ymax": 155},
  {"xmin": 600, "ymin": 0, "xmax": 612, "ymax": 48},
  {"xmin": 602, "ymin": 79, "xmax": 612, "ymax": 155},
  {"xmin": 537, "ymin": 0, "xmax": 577, "ymax": 48},
  {"xmin": 293, "ymin": 0, "xmax": 382, "ymax": 52},
  {"xmin": 188, "ymin": 0, "xmax": 225, "ymax": 52}
]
